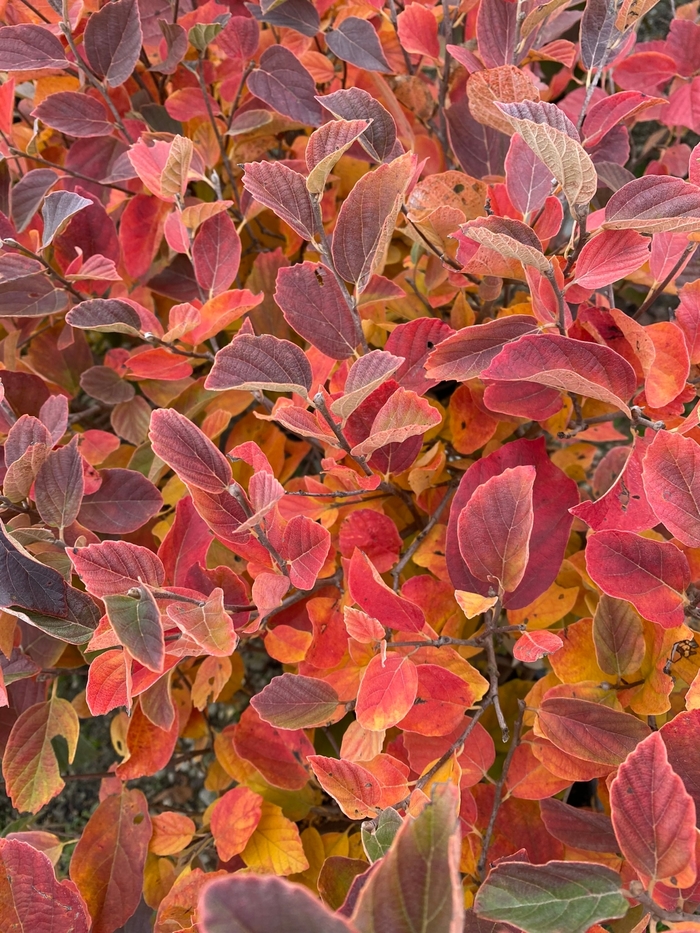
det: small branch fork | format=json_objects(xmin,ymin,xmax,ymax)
[
  {"xmin": 626, "ymin": 883, "xmax": 700, "ymax": 925},
  {"xmin": 477, "ymin": 699, "xmax": 526, "ymax": 879}
]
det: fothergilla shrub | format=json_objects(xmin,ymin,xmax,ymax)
[{"xmin": 0, "ymin": 0, "xmax": 700, "ymax": 930}]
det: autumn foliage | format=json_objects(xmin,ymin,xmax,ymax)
[{"xmin": 2, "ymin": 0, "xmax": 700, "ymax": 929}]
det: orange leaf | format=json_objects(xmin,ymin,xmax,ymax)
[
  {"xmin": 211, "ymin": 786, "xmax": 263, "ymax": 862},
  {"xmin": 149, "ymin": 811, "xmax": 196, "ymax": 856},
  {"xmin": 355, "ymin": 653, "xmax": 419, "ymax": 731}
]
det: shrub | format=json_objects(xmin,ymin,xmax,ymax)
[{"xmin": 0, "ymin": 0, "xmax": 700, "ymax": 930}]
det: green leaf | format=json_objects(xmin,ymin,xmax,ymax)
[
  {"xmin": 473, "ymin": 860, "xmax": 629, "ymax": 933},
  {"xmin": 188, "ymin": 19, "xmax": 227, "ymax": 53},
  {"xmin": 103, "ymin": 586, "xmax": 164, "ymax": 673},
  {"xmin": 361, "ymin": 807, "xmax": 402, "ymax": 863},
  {"xmin": 352, "ymin": 783, "xmax": 464, "ymax": 933}
]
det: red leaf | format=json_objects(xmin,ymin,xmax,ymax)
[
  {"xmin": 585, "ymin": 530, "xmax": 690, "ymax": 628},
  {"xmin": 539, "ymin": 798, "xmax": 619, "ymax": 854},
  {"xmin": 242, "ymin": 160, "xmax": 317, "ymax": 241},
  {"xmin": 348, "ymin": 548, "xmax": 425, "ymax": 632},
  {"xmin": 338, "ymin": 509, "xmax": 402, "ymax": 573},
  {"xmin": 83, "ymin": 0, "xmax": 143, "ymax": 87},
  {"xmin": 251, "ymin": 672, "xmax": 341, "ymax": 729},
  {"xmin": 166, "ymin": 588, "xmax": 237, "ymax": 656},
  {"xmin": 281, "ymin": 515, "xmax": 331, "ymax": 590},
  {"xmin": 397, "ymin": 663, "xmax": 477, "ymax": 736},
  {"xmin": 33, "ymin": 92, "xmax": 114, "ymax": 138},
  {"xmin": 275, "ymin": 261, "xmax": 362, "ymax": 360},
  {"xmin": 604, "ymin": 175, "xmax": 700, "ymax": 233},
  {"xmin": 384, "ymin": 318, "xmax": 455, "ymax": 396},
  {"xmin": 642, "ymin": 430, "xmax": 700, "ymax": 547},
  {"xmin": 513, "ymin": 630, "xmax": 564, "ymax": 662},
  {"xmin": 582, "ymin": 91, "xmax": 667, "ymax": 148},
  {"xmin": 611, "ymin": 730, "xmax": 697, "ymax": 887},
  {"xmin": 150, "ymin": 408, "xmax": 231, "ymax": 494},
  {"xmin": 477, "ymin": 0, "xmax": 517, "ymax": 67},
  {"xmin": 308, "ymin": 754, "xmax": 381, "ymax": 819},
  {"xmin": 332, "ymin": 153, "xmax": 416, "ymax": 294},
  {"xmin": 210, "ymin": 786, "xmax": 263, "ymax": 863},
  {"xmin": 447, "ymin": 437, "xmax": 578, "ymax": 609},
  {"xmin": 425, "ymin": 315, "xmax": 540, "ymax": 382},
  {"xmin": 349, "ymin": 386, "xmax": 441, "ymax": 460},
  {"xmin": 397, "ymin": 3, "xmax": 440, "ymax": 58},
  {"xmin": 192, "ymin": 211, "xmax": 241, "ymax": 298},
  {"xmin": 571, "ymin": 434, "xmax": 658, "ymax": 533},
  {"xmin": 70, "ymin": 787, "xmax": 151, "ymax": 933},
  {"xmin": 232, "ymin": 706, "xmax": 313, "ymax": 791},
  {"xmin": 157, "ymin": 495, "xmax": 211, "ymax": 587},
  {"xmin": 206, "ymin": 333, "xmax": 313, "ymax": 396},
  {"xmin": 457, "ymin": 465, "xmax": 536, "ymax": 595},
  {"xmin": 537, "ymin": 696, "xmax": 651, "ymax": 766},
  {"xmin": 660, "ymin": 709, "xmax": 700, "ymax": 819},
  {"xmin": 571, "ymin": 230, "xmax": 650, "ymax": 290},
  {"xmin": 71, "ymin": 540, "xmax": 165, "ymax": 597},
  {"xmin": 505, "ymin": 134, "xmax": 552, "ymax": 215},
  {"xmin": 119, "ymin": 194, "xmax": 168, "ymax": 280},
  {"xmin": 86, "ymin": 648, "xmax": 131, "ymax": 716},
  {"xmin": 0, "ymin": 838, "xmax": 90, "ymax": 932},
  {"xmin": 77, "ymin": 468, "xmax": 162, "ymax": 534},
  {"xmin": 0, "ymin": 24, "xmax": 67, "ymax": 71},
  {"xmin": 483, "ymin": 333, "xmax": 637, "ymax": 415},
  {"xmin": 356, "ymin": 653, "xmax": 419, "ymax": 731}
]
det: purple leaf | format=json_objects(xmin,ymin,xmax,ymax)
[
  {"xmin": 275, "ymin": 261, "xmax": 361, "ymax": 359},
  {"xmin": 0, "ymin": 25, "xmax": 67, "ymax": 71},
  {"xmin": 11, "ymin": 169, "xmax": 58, "ymax": 233},
  {"xmin": 32, "ymin": 92, "xmax": 114, "ymax": 138},
  {"xmin": 84, "ymin": 0, "xmax": 144, "ymax": 87},
  {"xmin": 41, "ymin": 191, "xmax": 92, "ymax": 248},
  {"xmin": 77, "ymin": 468, "xmax": 163, "ymax": 534},
  {"xmin": 242, "ymin": 161, "xmax": 317, "ymax": 240},
  {"xmin": 325, "ymin": 17, "xmax": 391, "ymax": 73},
  {"xmin": 318, "ymin": 88, "xmax": 397, "ymax": 162},
  {"xmin": 247, "ymin": 46, "xmax": 322, "ymax": 126},
  {"xmin": 206, "ymin": 333, "xmax": 313, "ymax": 396}
]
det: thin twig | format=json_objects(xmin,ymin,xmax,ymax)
[
  {"xmin": 7, "ymin": 149, "xmax": 133, "ymax": 194},
  {"xmin": 634, "ymin": 242, "xmax": 698, "ymax": 319},
  {"xmin": 627, "ymin": 883, "xmax": 700, "ymax": 924},
  {"xmin": 391, "ymin": 480, "xmax": 457, "ymax": 590},
  {"xmin": 388, "ymin": 699, "xmax": 492, "ymax": 812},
  {"xmin": 477, "ymin": 699, "xmax": 526, "ymax": 879}
]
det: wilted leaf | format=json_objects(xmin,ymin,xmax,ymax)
[{"xmin": 305, "ymin": 119, "xmax": 370, "ymax": 195}]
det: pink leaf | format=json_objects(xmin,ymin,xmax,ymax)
[{"xmin": 281, "ymin": 516, "xmax": 331, "ymax": 590}]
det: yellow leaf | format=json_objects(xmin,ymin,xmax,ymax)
[
  {"xmin": 240, "ymin": 800, "xmax": 309, "ymax": 875},
  {"xmin": 2, "ymin": 697, "xmax": 79, "ymax": 813},
  {"xmin": 455, "ymin": 591, "xmax": 499, "ymax": 618},
  {"xmin": 507, "ymin": 581, "xmax": 579, "ymax": 630}
]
